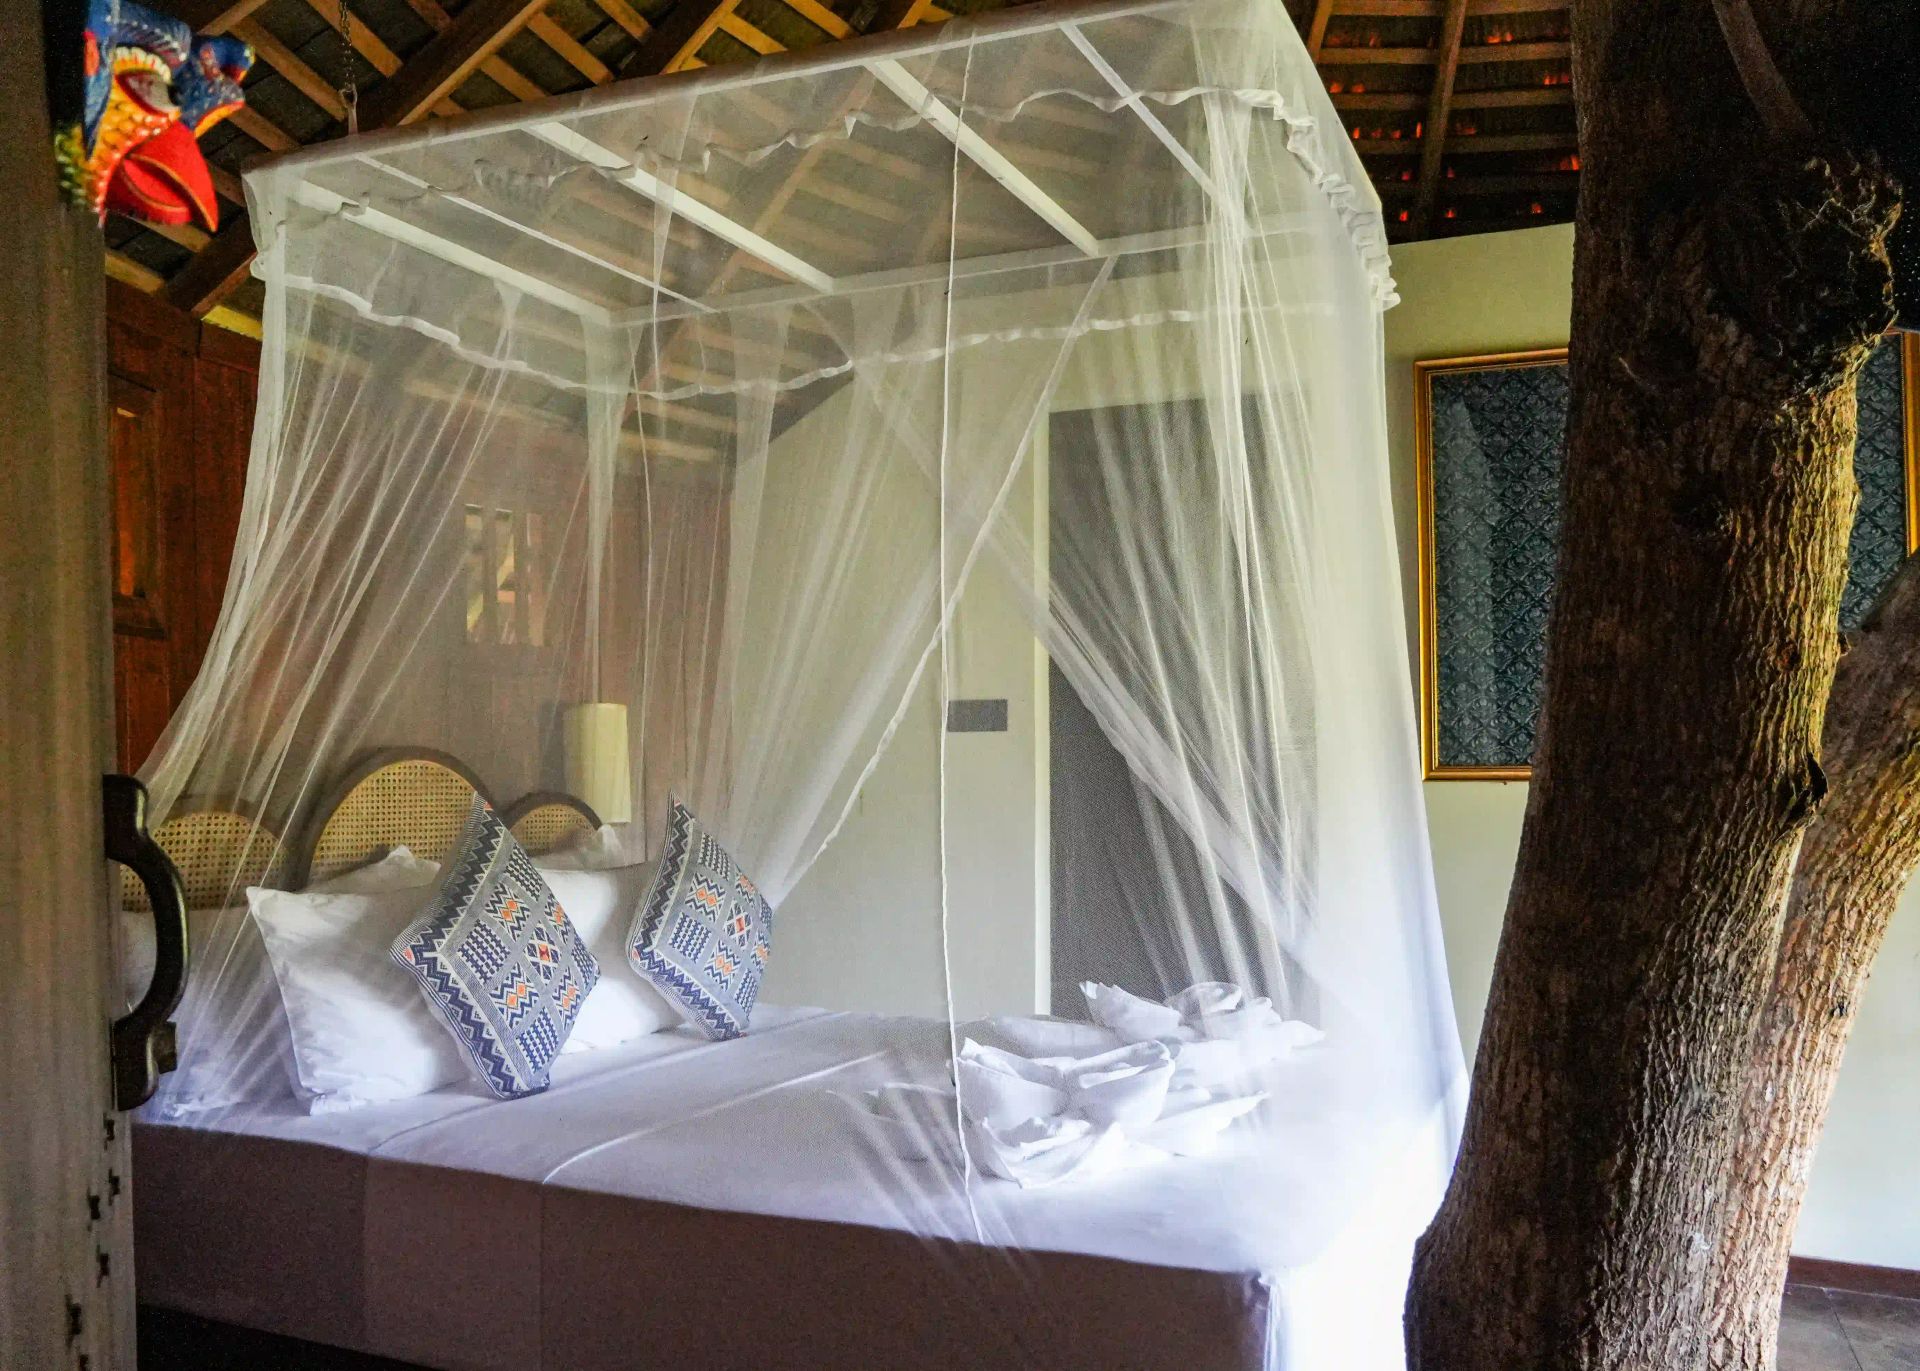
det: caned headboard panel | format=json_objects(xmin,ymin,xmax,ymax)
[
  {"xmin": 290, "ymin": 748, "xmax": 494, "ymax": 888},
  {"xmin": 502, "ymin": 792, "xmax": 601, "ymax": 857},
  {"xmin": 121, "ymin": 805, "xmax": 283, "ymax": 912}
]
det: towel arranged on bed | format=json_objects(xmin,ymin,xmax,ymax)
[
  {"xmin": 996, "ymin": 981, "xmax": 1324, "ymax": 1092},
  {"xmin": 842, "ymin": 981, "xmax": 1302, "ymax": 1188}
]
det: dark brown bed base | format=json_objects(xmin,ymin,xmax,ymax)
[
  {"xmin": 134, "ymin": 1125, "xmax": 1273, "ymax": 1371},
  {"xmin": 140, "ymin": 1306, "xmax": 423, "ymax": 1370}
]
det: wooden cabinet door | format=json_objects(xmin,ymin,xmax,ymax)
[
  {"xmin": 109, "ymin": 373, "xmax": 181, "ymax": 770},
  {"xmin": 0, "ymin": 4, "xmax": 136, "ymax": 1368}
]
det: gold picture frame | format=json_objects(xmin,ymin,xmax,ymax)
[{"xmin": 1414, "ymin": 336, "xmax": 1920, "ymax": 782}]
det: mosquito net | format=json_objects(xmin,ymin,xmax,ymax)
[{"xmin": 129, "ymin": 1, "xmax": 1464, "ymax": 1363}]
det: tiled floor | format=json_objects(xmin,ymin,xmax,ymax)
[{"xmin": 1781, "ymin": 1283, "xmax": 1920, "ymax": 1370}]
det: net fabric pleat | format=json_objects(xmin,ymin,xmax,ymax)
[{"xmin": 134, "ymin": 3, "xmax": 1463, "ymax": 1365}]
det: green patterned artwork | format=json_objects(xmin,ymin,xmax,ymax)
[{"xmin": 1418, "ymin": 340, "xmax": 1914, "ymax": 777}]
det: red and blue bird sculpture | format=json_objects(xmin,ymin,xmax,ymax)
[{"xmin": 60, "ymin": 0, "xmax": 253, "ymax": 230}]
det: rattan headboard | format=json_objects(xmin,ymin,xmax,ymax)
[
  {"xmin": 289, "ymin": 748, "xmax": 494, "ymax": 888},
  {"xmin": 501, "ymin": 791, "xmax": 602, "ymax": 857},
  {"xmin": 121, "ymin": 804, "xmax": 284, "ymax": 912}
]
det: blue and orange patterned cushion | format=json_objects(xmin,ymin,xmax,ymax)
[
  {"xmin": 393, "ymin": 798, "xmax": 598, "ymax": 1098},
  {"xmin": 627, "ymin": 800, "xmax": 772, "ymax": 1041}
]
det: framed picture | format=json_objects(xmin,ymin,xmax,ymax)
[{"xmin": 1415, "ymin": 336, "xmax": 1920, "ymax": 780}]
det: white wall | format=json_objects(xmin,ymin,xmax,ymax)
[
  {"xmin": 752, "ymin": 363, "xmax": 1053, "ymax": 1023},
  {"xmin": 1386, "ymin": 224, "xmax": 1920, "ymax": 1269}
]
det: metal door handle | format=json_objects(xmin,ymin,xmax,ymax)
[{"xmin": 103, "ymin": 775, "xmax": 186, "ymax": 1110}]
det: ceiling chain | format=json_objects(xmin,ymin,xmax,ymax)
[{"xmin": 337, "ymin": 0, "xmax": 361, "ymax": 134}]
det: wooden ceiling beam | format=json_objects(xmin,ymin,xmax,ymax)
[
  {"xmin": 1442, "ymin": 130, "xmax": 1577, "ymax": 153},
  {"xmin": 1382, "ymin": 170, "xmax": 1577, "ymax": 197},
  {"xmin": 783, "ymin": 0, "xmax": 854, "ymax": 39},
  {"xmin": 1457, "ymin": 84, "xmax": 1574, "ymax": 107},
  {"xmin": 209, "ymin": 163, "xmax": 247, "ymax": 206},
  {"xmin": 527, "ymin": 13, "xmax": 616, "ymax": 83},
  {"xmin": 1320, "ymin": 38, "xmax": 1568, "ymax": 63},
  {"xmin": 393, "ymin": 0, "xmax": 550, "ymax": 102},
  {"xmin": 162, "ymin": 217, "xmax": 260, "ymax": 316},
  {"xmin": 1356, "ymin": 129, "xmax": 1575, "ymax": 155},
  {"xmin": 622, "ymin": 1, "xmax": 937, "ymax": 433},
  {"xmin": 1332, "ymin": 90, "xmax": 1425, "ymax": 111},
  {"xmin": 619, "ymin": 0, "xmax": 741, "ymax": 78},
  {"xmin": 356, "ymin": 0, "xmax": 550, "ymax": 128},
  {"xmin": 107, "ymin": 250, "xmax": 166, "ymax": 292},
  {"xmin": 1458, "ymin": 39, "xmax": 1570, "ymax": 61},
  {"xmin": 717, "ymin": 11, "xmax": 784, "ymax": 55},
  {"xmin": 230, "ymin": 18, "xmax": 348, "ymax": 120},
  {"xmin": 871, "ymin": 58, "xmax": 1101, "ymax": 255},
  {"xmin": 164, "ymin": 0, "xmax": 269, "ymax": 33},
  {"xmin": 1411, "ymin": 0, "xmax": 1470, "ymax": 237},
  {"xmin": 1305, "ymin": 0, "xmax": 1337, "ymax": 56},
  {"xmin": 227, "ymin": 103, "xmax": 299, "ymax": 152},
  {"xmin": 592, "ymin": 0, "xmax": 654, "ymax": 42},
  {"xmin": 297, "ymin": 0, "xmax": 466, "ymax": 117},
  {"xmin": 165, "ymin": 0, "xmax": 550, "ymax": 318}
]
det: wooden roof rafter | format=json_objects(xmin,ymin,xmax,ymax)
[
  {"xmin": 127, "ymin": 0, "xmax": 1584, "ymax": 334},
  {"xmin": 1411, "ymin": 0, "xmax": 1470, "ymax": 236},
  {"xmin": 159, "ymin": 0, "xmax": 558, "ymax": 317}
]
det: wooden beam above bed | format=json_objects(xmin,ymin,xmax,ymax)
[
  {"xmin": 356, "ymin": 0, "xmax": 553, "ymax": 130},
  {"xmin": 1410, "ymin": 0, "xmax": 1471, "ymax": 237},
  {"xmin": 128, "ymin": 0, "xmax": 1586, "ymax": 329},
  {"xmin": 161, "ymin": 0, "xmax": 555, "ymax": 318},
  {"xmin": 618, "ymin": 0, "xmax": 740, "ymax": 78}
]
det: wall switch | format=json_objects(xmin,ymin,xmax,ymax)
[{"xmin": 946, "ymin": 698, "xmax": 1009, "ymax": 733}]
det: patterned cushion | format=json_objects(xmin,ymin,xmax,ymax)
[
  {"xmin": 626, "ymin": 800, "xmax": 772, "ymax": 1041},
  {"xmin": 393, "ymin": 798, "xmax": 598, "ymax": 1098}
]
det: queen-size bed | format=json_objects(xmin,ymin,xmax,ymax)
[
  {"xmin": 129, "ymin": 749, "xmax": 1441, "ymax": 1371},
  {"xmin": 122, "ymin": 1, "xmax": 1465, "ymax": 1361}
]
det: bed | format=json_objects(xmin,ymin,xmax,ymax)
[{"xmin": 129, "ymin": 749, "xmax": 1436, "ymax": 1371}]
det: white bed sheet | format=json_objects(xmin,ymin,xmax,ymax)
[{"xmin": 143, "ymin": 1006, "xmax": 1448, "ymax": 1370}]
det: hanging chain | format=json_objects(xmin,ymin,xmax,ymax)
[{"xmin": 336, "ymin": 0, "xmax": 360, "ymax": 134}]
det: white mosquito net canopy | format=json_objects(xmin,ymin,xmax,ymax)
[{"xmin": 135, "ymin": 0, "xmax": 1463, "ymax": 1355}]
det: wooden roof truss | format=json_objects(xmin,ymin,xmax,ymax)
[{"xmin": 113, "ymin": 0, "xmax": 1577, "ymax": 339}]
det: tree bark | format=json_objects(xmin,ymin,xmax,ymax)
[
  {"xmin": 1707, "ymin": 554, "xmax": 1920, "ymax": 1370},
  {"xmin": 1403, "ymin": 0, "xmax": 1902, "ymax": 1365}
]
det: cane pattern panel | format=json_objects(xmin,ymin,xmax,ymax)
[{"xmin": 1422, "ymin": 339, "xmax": 1913, "ymax": 776}]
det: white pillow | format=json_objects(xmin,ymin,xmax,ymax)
[
  {"xmin": 538, "ymin": 823, "xmax": 643, "ymax": 872},
  {"xmin": 541, "ymin": 862, "xmax": 676, "ymax": 1052},
  {"xmin": 135, "ymin": 847, "xmax": 442, "ymax": 1115},
  {"xmin": 121, "ymin": 846, "xmax": 442, "ymax": 1006},
  {"xmin": 311, "ymin": 846, "xmax": 443, "ymax": 895},
  {"xmin": 248, "ymin": 853, "xmax": 470, "ymax": 1114}
]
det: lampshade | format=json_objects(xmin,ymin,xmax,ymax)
[{"xmin": 564, "ymin": 702, "xmax": 631, "ymax": 825}]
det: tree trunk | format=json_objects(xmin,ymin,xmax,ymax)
[
  {"xmin": 1708, "ymin": 555, "xmax": 1920, "ymax": 1370},
  {"xmin": 1403, "ymin": 0, "xmax": 1902, "ymax": 1365}
]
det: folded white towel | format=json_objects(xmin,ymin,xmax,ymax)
[
  {"xmin": 1164, "ymin": 981, "xmax": 1245, "ymax": 1022},
  {"xmin": 1080, "ymin": 981, "xmax": 1186, "ymax": 1042},
  {"xmin": 977, "ymin": 1014, "xmax": 1123, "ymax": 1060},
  {"xmin": 968, "ymin": 1114, "xmax": 1152, "ymax": 1188},
  {"xmin": 846, "ymin": 979, "xmax": 1296, "ymax": 1188},
  {"xmin": 1055, "ymin": 1040, "xmax": 1174, "ymax": 1128},
  {"xmin": 955, "ymin": 1041, "xmax": 1071, "ymax": 1129}
]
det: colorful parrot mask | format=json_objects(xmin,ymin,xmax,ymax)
[{"xmin": 60, "ymin": 0, "xmax": 253, "ymax": 230}]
